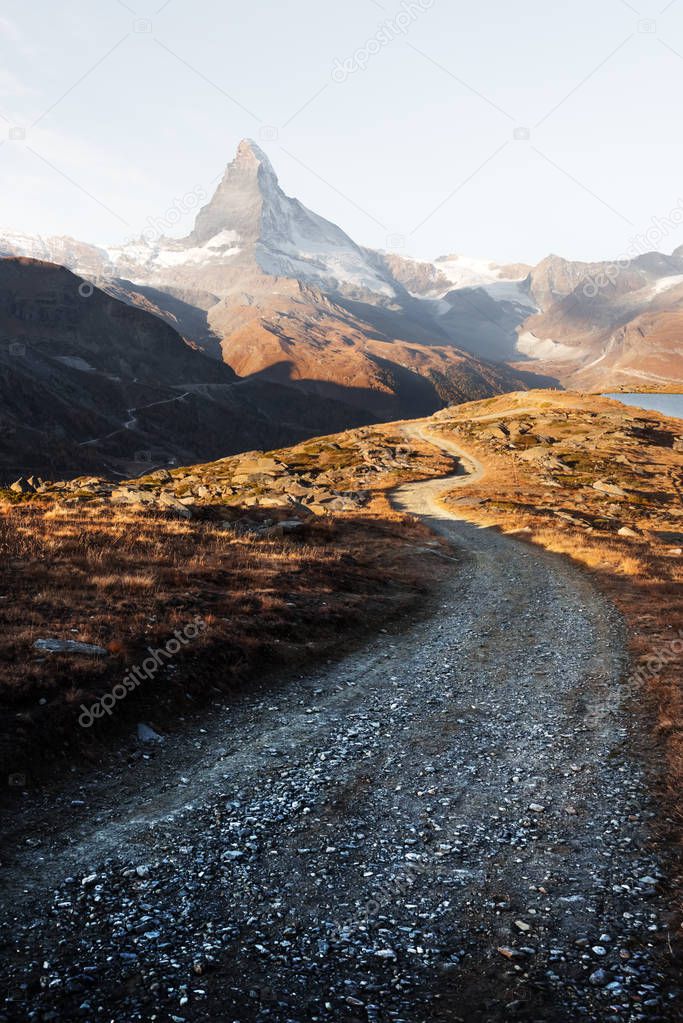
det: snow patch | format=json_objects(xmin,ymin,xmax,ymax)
[
  {"xmin": 53, "ymin": 355, "xmax": 96, "ymax": 373},
  {"xmin": 652, "ymin": 273, "xmax": 683, "ymax": 295},
  {"xmin": 516, "ymin": 331, "xmax": 576, "ymax": 361}
]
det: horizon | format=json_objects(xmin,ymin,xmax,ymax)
[{"xmin": 4, "ymin": 133, "xmax": 683, "ymax": 272}]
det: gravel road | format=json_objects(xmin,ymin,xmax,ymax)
[{"xmin": 0, "ymin": 427, "xmax": 678, "ymax": 1022}]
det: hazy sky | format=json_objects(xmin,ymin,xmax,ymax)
[{"xmin": 2, "ymin": 0, "xmax": 683, "ymax": 264}]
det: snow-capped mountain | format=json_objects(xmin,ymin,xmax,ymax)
[
  {"xmin": 0, "ymin": 140, "xmax": 396, "ymax": 301},
  {"xmin": 1, "ymin": 138, "xmax": 681, "ymax": 392},
  {"xmin": 0, "ymin": 140, "xmax": 532, "ymax": 418},
  {"xmin": 187, "ymin": 139, "xmax": 397, "ymax": 298}
]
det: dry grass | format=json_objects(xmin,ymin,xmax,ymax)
[{"xmin": 0, "ymin": 479, "xmax": 445, "ymax": 781}]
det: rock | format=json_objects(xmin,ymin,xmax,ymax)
[
  {"xmin": 263, "ymin": 519, "xmax": 307, "ymax": 538},
  {"xmin": 33, "ymin": 638, "xmax": 108, "ymax": 656},
  {"xmin": 515, "ymin": 921, "xmax": 531, "ymax": 933},
  {"xmin": 617, "ymin": 526, "xmax": 640, "ymax": 538},
  {"xmin": 158, "ymin": 493, "xmax": 193, "ymax": 519},
  {"xmin": 528, "ymin": 803, "xmax": 545, "ymax": 813},
  {"xmin": 137, "ymin": 723, "xmax": 163, "ymax": 743},
  {"xmin": 556, "ymin": 512, "xmax": 592, "ymax": 528},
  {"xmin": 589, "ymin": 968, "xmax": 610, "ymax": 987},
  {"xmin": 10, "ymin": 477, "xmax": 34, "ymax": 494},
  {"xmin": 497, "ymin": 946, "xmax": 523, "ymax": 960},
  {"xmin": 517, "ymin": 447, "xmax": 567, "ymax": 472},
  {"xmin": 111, "ymin": 487, "xmax": 156, "ymax": 506},
  {"xmin": 593, "ymin": 480, "xmax": 627, "ymax": 498}
]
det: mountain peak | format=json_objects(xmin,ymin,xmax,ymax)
[
  {"xmin": 188, "ymin": 139, "xmax": 278, "ymax": 246},
  {"xmin": 234, "ymin": 138, "xmax": 274, "ymax": 172},
  {"xmin": 172, "ymin": 140, "xmax": 396, "ymax": 297}
]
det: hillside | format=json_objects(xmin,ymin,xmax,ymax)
[{"xmin": 0, "ymin": 258, "xmax": 377, "ymax": 481}]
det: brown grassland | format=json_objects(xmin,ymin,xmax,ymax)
[{"xmin": 0, "ymin": 428, "xmax": 452, "ymax": 784}]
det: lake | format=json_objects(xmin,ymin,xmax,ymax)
[{"xmin": 603, "ymin": 393, "xmax": 683, "ymax": 419}]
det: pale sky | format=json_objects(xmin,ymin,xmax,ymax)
[{"xmin": 2, "ymin": 0, "xmax": 683, "ymax": 264}]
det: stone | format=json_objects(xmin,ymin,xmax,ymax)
[
  {"xmin": 137, "ymin": 723, "xmax": 163, "ymax": 743},
  {"xmin": 111, "ymin": 487, "xmax": 156, "ymax": 506},
  {"xmin": 617, "ymin": 526, "xmax": 640, "ymax": 538},
  {"xmin": 9, "ymin": 477, "xmax": 34, "ymax": 494},
  {"xmin": 158, "ymin": 494, "xmax": 193, "ymax": 519},
  {"xmin": 33, "ymin": 639, "xmax": 108, "ymax": 656},
  {"xmin": 497, "ymin": 946, "xmax": 523, "ymax": 960},
  {"xmin": 593, "ymin": 480, "xmax": 627, "ymax": 498}
]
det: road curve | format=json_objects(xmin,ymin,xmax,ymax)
[{"xmin": 0, "ymin": 428, "xmax": 675, "ymax": 1022}]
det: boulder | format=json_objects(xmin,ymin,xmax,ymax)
[
  {"xmin": 137, "ymin": 722, "xmax": 164, "ymax": 743},
  {"xmin": 232, "ymin": 471, "xmax": 280, "ymax": 486},
  {"xmin": 263, "ymin": 519, "xmax": 306, "ymax": 538},
  {"xmin": 617, "ymin": 525, "xmax": 640, "ymax": 538},
  {"xmin": 10, "ymin": 477, "xmax": 34, "ymax": 494},
  {"xmin": 111, "ymin": 487, "xmax": 156, "ymax": 505},
  {"xmin": 158, "ymin": 494, "xmax": 193, "ymax": 519},
  {"xmin": 33, "ymin": 638, "xmax": 108, "ymax": 656},
  {"xmin": 593, "ymin": 480, "xmax": 627, "ymax": 498}
]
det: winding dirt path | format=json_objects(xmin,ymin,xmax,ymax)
[{"xmin": 0, "ymin": 429, "xmax": 676, "ymax": 1022}]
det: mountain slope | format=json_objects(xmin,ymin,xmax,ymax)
[
  {"xmin": 513, "ymin": 253, "xmax": 683, "ymax": 388},
  {"xmin": 0, "ymin": 259, "xmax": 376, "ymax": 482}
]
